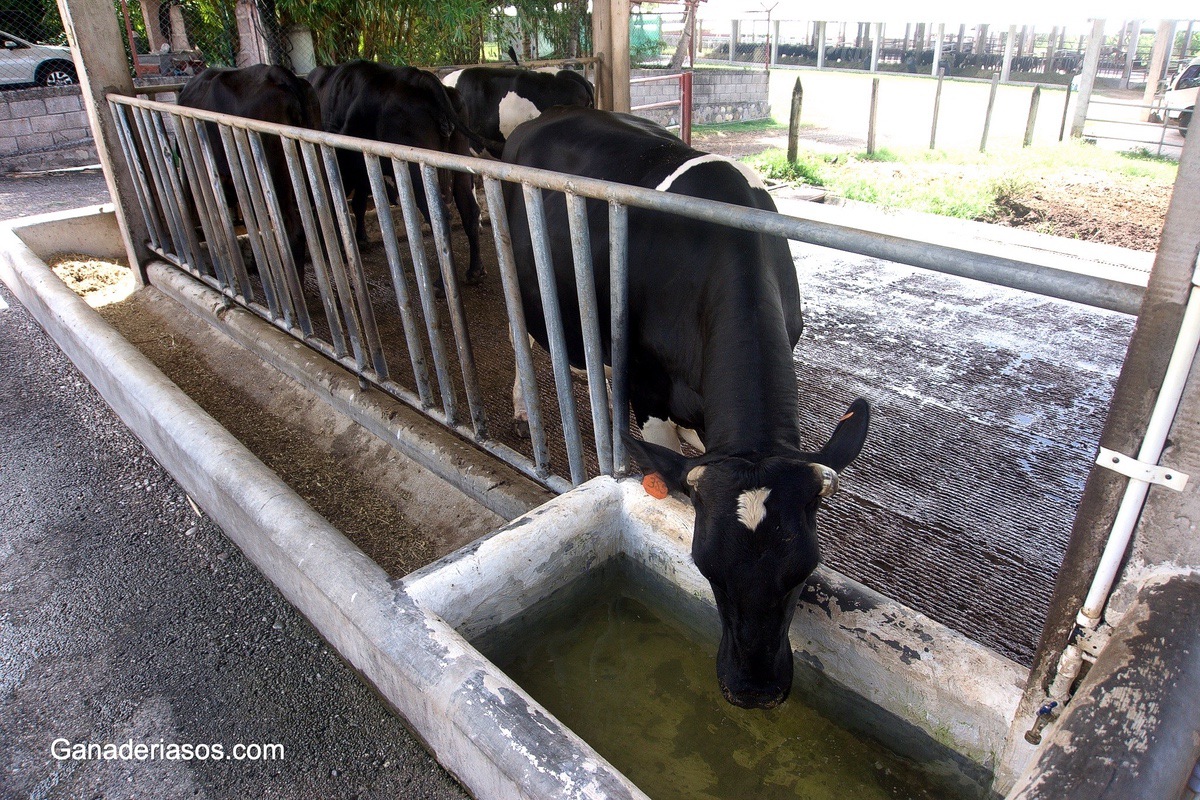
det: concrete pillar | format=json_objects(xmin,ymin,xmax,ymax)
[
  {"xmin": 771, "ymin": 20, "xmax": 780, "ymax": 67},
  {"xmin": 1001, "ymin": 25, "xmax": 1016, "ymax": 82},
  {"xmin": 56, "ymin": 0, "xmax": 151, "ymax": 278},
  {"xmin": 816, "ymin": 21, "xmax": 826, "ymax": 69},
  {"xmin": 870, "ymin": 22, "xmax": 882, "ymax": 73},
  {"xmin": 1122, "ymin": 20, "xmax": 1141, "ymax": 89},
  {"xmin": 1070, "ymin": 18, "xmax": 1106, "ymax": 138},
  {"xmin": 978, "ymin": 24, "xmax": 990, "ymax": 54},
  {"xmin": 235, "ymin": 0, "xmax": 271, "ymax": 66},
  {"xmin": 1143, "ymin": 20, "xmax": 1178, "ymax": 114},
  {"xmin": 592, "ymin": 0, "xmax": 613, "ymax": 110},
  {"xmin": 611, "ymin": 0, "xmax": 631, "ymax": 112},
  {"xmin": 956, "ymin": 23, "xmax": 966, "ymax": 52},
  {"xmin": 729, "ymin": 20, "xmax": 738, "ymax": 63},
  {"xmin": 140, "ymin": 0, "xmax": 166, "ymax": 52},
  {"xmin": 931, "ymin": 23, "xmax": 944, "ymax": 77},
  {"xmin": 168, "ymin": 2, "xmax": 191, "ymax": 52}
]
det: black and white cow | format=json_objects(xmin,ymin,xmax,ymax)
[
  {"xmin": 441, "ymin": 65, "xmax": 593, "ymax": 157},
  {"xmin": 502, "ymin": 107, "xmax": 870, "ymax": 709},
  {"xmin": 178, "ymin": 64, "xmax": 321, "ymax": 277},
  {"xmin": 310, "ymin": 60, "xmax": 485, "ymax": 284}
]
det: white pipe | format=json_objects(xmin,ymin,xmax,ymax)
[{"xmin": 1077, "ymin": 260, "xmax": 1200, "ymax": 628}]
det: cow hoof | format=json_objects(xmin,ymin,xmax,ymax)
[
  {"xmin": 513, "ymin": 419, "xmax": 530, "ymax": 439},
  {"xmin": 464, "ymin": 269, "xmax": 486, "ymax": 286}
]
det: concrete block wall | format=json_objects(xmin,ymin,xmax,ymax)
[
  {"xmin": 631, "ymin": 68, "xmax": 769, "ymax": 129},
  {"xmin": 1, "ymin": 85, "xmax": 98, "ymax": 173}
]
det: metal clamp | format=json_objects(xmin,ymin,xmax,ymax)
[{"xmin": 1096, "ymin": 447, "xmax": 1189, "ymax": 491}]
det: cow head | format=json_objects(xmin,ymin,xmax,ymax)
[{"xmin": 624, "ymin": 398, "xmax": 870, "ymax": 709}]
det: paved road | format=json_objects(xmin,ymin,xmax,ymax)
[{"xmin": 0, "ymin": 178, "xmax": 468, "ymax": 798}]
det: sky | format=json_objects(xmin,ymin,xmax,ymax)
[{"xmin": 689, "ymin": 0, "xmax": 1197, "ymax": 30}]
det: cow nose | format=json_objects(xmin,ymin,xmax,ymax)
[{"xmin": 720, "ymin": 681, "xmax": 789, "ymax": 710}]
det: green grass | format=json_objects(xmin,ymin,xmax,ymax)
[
  {"xmin": 691, "ymin": 118, "xmax": 786, "ymax": 135},
  {"xmin": 739, "ymin": 139, "xmax": 1177, "ymax": 222}
]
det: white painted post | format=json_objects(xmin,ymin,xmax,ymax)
[
  {"xmin": 1122, "ymin": 20, "xmax": 1140, "ymax": 90},
  {"xmin": 1001, "ymin": 25, "xmax": 1016, "ymax": 83},
  {"xmin": 931, "ymin": 23, "xmax": 944, "ymax": 77},
  {"xmin": 57, "ymin": 0, "xmax": 150, "ymax": 279},
  {"xmin": 729, "ymin": 20, "xmax": 738, "ymax": 63},
  {"xmin": 771, "ymin": 20, "xmax": 780, "ymax": 67},
  {"xmin": 1143, "ymin": 20, "xmax": 1176, "ymax": 119},
  {"xmin": 1070, "ymin": 18, "xmax": 1107, "ymax": 138},
  {"xmin": 816, "ymin": 21, "xmax": 826, "ymax": 69}
]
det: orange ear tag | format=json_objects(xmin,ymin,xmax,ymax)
[{"xmin": 643, "ymin": 472, "xmax": 669, "ymax": 499}]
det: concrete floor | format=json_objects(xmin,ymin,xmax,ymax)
[{"xmin": 0, "ymin": 176, "xmax": 471, "ymax": 799}]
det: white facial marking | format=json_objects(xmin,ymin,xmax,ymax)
[
  {"xmin": 654, "ymin": 154, "xmax": 768, "ymax": 193},
  {"xmin": 442, "ymin": 69, "xmax": 463, "ymax": 88},
  {"xmin": 498, "ymin": 91, "xmax": 541, "ymax": 138},
  {"xmin": 736, "ymin": 488, "xmax": 771, "ymax": 531}
]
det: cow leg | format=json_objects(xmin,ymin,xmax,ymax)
[
  {"xmin": 511, "ymin": 330, "xmax": 533, "ymax": 438},
  {"xmin": 452, "ymin": 170, "xmax": 484, "ymax": 285},
  {"xmin": 351, "ymin": 185, "xmax": 369, "ymax": 243}
]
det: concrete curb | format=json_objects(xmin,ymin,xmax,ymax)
[
  {"xmin": 144, "ymin": 261, "xmax": 554, "ymax": 522},
  {"xmin": 0, "ymin": 214, "xmax": 630, "ymax": 799}
]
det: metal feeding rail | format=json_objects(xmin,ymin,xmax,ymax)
[{"xmin": 106, "ymin": 91, "xmax": 1145, "ymax": 492}]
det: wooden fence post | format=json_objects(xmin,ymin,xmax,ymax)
[
  {"xmin": 867, "ymin": 76, "xmax": 880, "ymax": 155},
  {"xmin": 1024, "ymin": 85, "xmax": 1041, "ymax": 147},
  {"xmin": 980, "ymin": 71, "xmax": 1000, "ymax": 152},
  {"xmin": 787, "ymin": 77, "xmax": 803, "ymax": 162}
]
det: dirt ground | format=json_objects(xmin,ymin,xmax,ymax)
[{"xmin": 691, "ymin": 126, "xmax": 1172, "ymax": 252}]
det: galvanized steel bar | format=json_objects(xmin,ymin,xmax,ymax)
[
  {"xmin": 523, "ymin": 184, "xmax": 587, "ymax": 484},
  {"xmin": 419, "ymin": 163, "xmax": 488, "ymax": 438},
  {"xmin": 192, "ymin": 119, "xmax": 254, "ymax": 302},
  {"xmin": 566, "ymin": 192, "xmax": 614, "ymax": 474},
  {"xmin": 365, "ymin": 154, "xmax": 434, "ymax": 408},
  {"xmin": 128, "ymin": 106, "xmax": 190, "ymax": 269},
  {"xmin": 146, "ymin": 108, "xmax": 207, "ymax": 276},
  {"xmin": 108, "ymin": 101, "xmax": 164, "ymax": 251},
  {"xmin": 483, "ymin": 176, "xmax": 550, "ymax": 478},
  {"xmin": 172, "ymin": 114, "xmax": 233, "ymax": 289},
  {"xmin": 318, "ymin": 143, "xmax": 389, "ymax": 379},
  {"xmin": 609, "ymin": 202, "xmax": 630, "ymax": 476},
  {"xmin": 218, "ymin": 125, "xmax": 281, "ymax": 319},
  {"xmin": 232, "ymin": 127, "xmax": 292, "ymax": 326},
  {"xmin": 301, "ymin": 140, "xmax": 365, "ymax": 366},
  {"xmin": 247, "ymin": 129, "xmax": 313, "ymax": 336},
  {"xmin": 281, "ymin": 137, "xmax": 348, "ymax": 357},
  {"xmin": 391, "ymin": 158, "xmax": 458, "ymax": 424}
]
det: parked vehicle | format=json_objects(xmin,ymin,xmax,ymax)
[
  {"xmin": 0, "ymin": 30, "xmax": 76, "ymax": 88},
  {"xmin": 1159, "ymin": 56, "xmax": 1199, "ymax": 137}
]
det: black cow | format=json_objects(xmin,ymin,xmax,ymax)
[
  {"xmin": 310, "ymin": 60, "xmax": 484, "ymax": 284},
  {"xmin": 503, "ymin": 107, "xmax": 870, "ymax": 710},
  {"xmin": 177, "ymin": 64, "xmax": 321, "ymax": 278},
  {"xmin": 442, "ymin": 65, "xmax": 593, "ymax": 157}
]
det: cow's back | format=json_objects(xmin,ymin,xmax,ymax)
[{"xmin": 180, "ymin": 64, "xmax": 320, "ymax": 130}]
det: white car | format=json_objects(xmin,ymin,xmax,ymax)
[
  {"xmin": 1161, "ymin": 56, "xmax": 1199, "ymax": 137},
  {"xmin": 0, "ymin": 30, "xmax": 77, "ymax": 88}
]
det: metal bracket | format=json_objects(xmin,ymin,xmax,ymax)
[{"xmin": 1096, "ymin": 447, "xmax": 1189, "ymax": 491}]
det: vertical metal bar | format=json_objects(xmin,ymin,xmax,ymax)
[
  {"xmin": 483, "ymin": 176, "xmax": 550, "ymax": 477},
  {"xmin": 867, "ymin": 77, "xmax": 880, "ymax": 155},
  {"xmin": 391, "ymin": 158, "xmax": 458, "ymax": 424},
  {"xmin": 219, "ymin": 125, "xmax": 281, "ymax": 318},
  {"xmin": 1059, "ymin": 79, "xmax": 1073, "ymax": 142},
  {"xmin": 193, "ymin": 119, "xmax": 254, "ymax": 302},
  {"xmin": 172, "ymin": 114, "xmax": 232, "ymax": 287},
  {"xmin": 1024, "ymin": 85, "xmax": 1041, "ymax": 147},
  {"xmin": 147, "ymin": 107, "xmax": 207, "ymax": 275},
  {"xmin": 566, "ymin": 192, "xmax": 614, "ymax": 474},
  {"xmin": 232, "ymin": 127, "xmax": 291, "ymax": 326},
  {"xmin": 108, "ymin": 101, "xmax": 164, "ymax": 251},
  {"xmin": 609, "ymin": 202, "xmax": 630, "ymax": 477},
  {"xmin": 365, "ymin": 153, "xmax": 434, "ymax": 408},
  {"xmin": 930, "ymin": 68, "xmax": 945, "ymax": 149},
  {"xmin": 319, "ymin": 143, "xmax": 389, "ymax": 379},
  {"xmin": 301, "ymin": 141, "xmax": 366, "ymax": 368},
  {"xmin": 247, "ymin": 129, "xmax": 313, "ymax": 336},
  {"xmin": 524, "ymin": 184, "xmax": 586, "ymax": 484},
  {"xmin": 129, "ymin": 106, "xmax": 188, "ymax": 267},
  {"xmin": 419, "ymin": 163, "xmax": 488, "ymax": 438},
  {"xmin": 281, "ymin": 137, "xmax": 347, "ymax": 356}
]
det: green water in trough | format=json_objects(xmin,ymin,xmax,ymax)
[{"xmin": 477, "ymin": 558, "xmax": 986, "ymax": 800}]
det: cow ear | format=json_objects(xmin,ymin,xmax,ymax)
[
  {"xmin": 622, "ymin": 433, "xmax": 697, "ymax": 494},
  {"xmin": 817, "ymin": 397, "xmax": 871, "ymax": 472}
]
